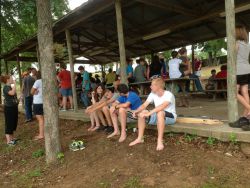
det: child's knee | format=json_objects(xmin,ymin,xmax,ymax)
[
  {"xmin": 119, "ymin": 107, "xmax": 126, "ymax": 114},
  {"xmin": 157, "ymin": 111, "xmax": 165, "ymax": 119}
]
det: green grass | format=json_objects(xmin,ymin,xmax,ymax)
[
  {"xmin": 32, "ymin": 149, "xmax": 45, "ymax": 158},
  {"xmin": 124, "ymin": 176, "xmax": 143, "ymax": 188}
]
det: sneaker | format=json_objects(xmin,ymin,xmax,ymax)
[
  {"xmin": 97, "ymin": 126, "xmax": 107, "ymax": 132},
  {"xmin": 60, "ymin": 108, "xmax": 67, "ymax": 112},
  {"xmin": 242, "ymin": 124, "xmax": 250, "ymax": 131},
  {"xmin": 69, "ymin": 108, "xmax": 74, "ymax": 111},
  {"xmin": 69, "ymin": 141, "xmax": 80, "ymax": 151},
  {"xmin": 77, "ymin": 141, "xmax": 86, "ymax": 150},
  {"xmin": 229, "ymin": 117, "xmax": 249, "ymax": 128},
  {"xmin": 7, "ymin": 140, "xmax": 16, "ymax": 146},
  {"xmin": 106, "ymin": 126, "xmax": 114, "ymax": 134}
]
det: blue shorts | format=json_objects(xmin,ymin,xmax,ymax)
[
  {"xmin": 60, "ymin": 88, "xmax": 72, "ymax": 97},
  {"xmin": 148, "ymin": 112, "xmax": 176, "ymax": 126}
]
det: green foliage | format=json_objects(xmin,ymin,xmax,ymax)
[
  {"xmin": 229, "ymin": 133, "xmax": 237, "ymax": 144},
  {"xmin": 124, "ymin": 177, "xmax": 143, "ymax": 188},
  {"xmin": 32, "ymin": 149, "xmax": 45, "ymax": 158},
  {"xmin": 206, "ymin": 137, "xmax": 216, "ymax": 146},
  {"xmin": 98, "ymin": 180, "xmax": 111, "ymax": 188},
  {"xmin": 57, "ymin": 152, "xmax": 65, "ymax": 160},
  {"xmin": 27, "ymin": 168, "xmax": 42, "ymax": 177},
  {"xmin": 1, "ymin": 0, "xmax": 69, "ymax": 54},
  {"xmin": 184, "ymin": 133, "xmax": 197, "ymax": 143}
]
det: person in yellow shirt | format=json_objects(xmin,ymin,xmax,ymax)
[{"xmin": 105, "ymin": 68, "xmax": 116, "ymax": 86}]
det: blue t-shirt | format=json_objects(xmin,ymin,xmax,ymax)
[
  {"xmin": 82, "ymin": 71, "xmax": 90, "ymax": 91},
  {"xmin": 117, "ymin": 92, "xmax": 142, "ymax": 110},
  {"xmin": 126, "ymin": 65, "xmax": 133, "ymax": 76}
]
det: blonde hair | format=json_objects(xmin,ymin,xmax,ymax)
[
  {"xmin": 152, "ymin": 78, "xmax": 165, "ymax": 89},
  {"xmin": 236, "ymin": 25, "xmax": 249, "ymax": 43}
]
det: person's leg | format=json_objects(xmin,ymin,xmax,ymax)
[
  {"xmin": 129, "ymin": 110, "xmax": 147, "ymax": 146},
  {"xmin": 62, "ymin": 96, "xmax": 67, "ymax": 110},
  {"xmin": 88, "ymin": 113, "xmax": 95, "ymax": 131},
  {"xmin": 237, "ymin": 85, "xmax": 250, "ymax": 113},
  {"xmin": 118, "ymin": 107, "xmax": 127, "ymax": 142},
  {"xmin": 25, "ymin": 96, "xmax": 33, "ymax": 120},
  {"xmin": 68, "ymin": 89, "xmax": 73, "ymax": 109},
  {"xmin": 91, "ymin": 112, "xmax": 101, "ymax": 131},
  {"xmin": 240, "ymin": 85, "xmax": 250, "ymax": 116},
  {"xmin": 4, "ymin": 106, "xmax": 14, "ymax": 143},
  {"xmin": 34, "ymin": 115, "xmax": 44, "ymax": 139},
  {"xmin": 81, "ymin": 90, "xmax": 89, "ymax": 108},
  {"xmin": 190, "ymin": 74, "xmax": 203, "ymax": 92},
  {"xmin": 107, "ymin": 107, "xmax": 120, "ymax": 138},
  {"xmin": 97, "ymin": 110, "xmax": 107, "ymax": 127},
  {"xmin": 156, "ymin": 111, "xmax": 165, "ymax": 151},
  {"xmin": 102, "ymin": 106, "xmax": 112, "ymax": 126}
]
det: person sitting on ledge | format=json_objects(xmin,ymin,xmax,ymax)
[
  {"xmin": 109, "ymin": 84, "xmax": 142, "ymax": 142},
  {"xmin": 129, "ymin": 78, "xmax": 177, "ymax": 151}
]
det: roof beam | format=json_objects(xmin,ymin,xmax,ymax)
[{"xmin": 135, "ymin": 0, "xmax": 197, "ymax": 17}]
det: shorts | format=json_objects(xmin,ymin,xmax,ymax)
[
  {"xmin": 4, "ymin": 105, "xmax": 18, "ymax": 134},
  {"xmin": 237, "ymin": 74, "xmax": 250, "ymax": 85},
  {"xmin": 33, "ymin": 104, "xmax": 44, "ymax": 115},
  {"xmin": 126, "ymin": 110, "xmax": 137, "ymax": 123},
  {"xmin": 148, "ymin": 112, "xmax": 176, "ymax": 126},
  {"xmin": 60, "ymin": 88, "xmax": 73, "ymax": 97}
]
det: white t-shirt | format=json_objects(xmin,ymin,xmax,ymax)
[
  {"xmin": 168, "ymin": 58, "xmax": 182, "ymax": 79},
  {"xmin": 33, "ymin": 79, "xmax": 43, "ymax": 104},
  {"xmin": 146, "ymin": 91, "xmax": 177, "ymax": 119}
]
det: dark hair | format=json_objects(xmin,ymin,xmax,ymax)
[
  {"xmin": 211, "ymin": 69, "xmax": 216, "ymax": 74},
  {"xmin": 78, "ymin": 66, "xmax": 84, "ymax": 71},
  {"xmin": 117, "ymin": 84, "xmax": 129, "ymax": 94},
  {"xmin": 221, "ymin": 65, "xmax": 227, "ymax": 71},
  {"xmin": 178, "ymin": 47, "xmax": 187, "ymax": 55},
  {"xmin": 108, "ymin": 68, "xmax": 112, "ymax": 73},
  {"xmin": 36, "ymin": 71, "xmax": 42, "ymax": 79},
  {"xmin": 171, "ymin": 51, "xmax": 178, "ymax": 58},
  {"xmin": 61, "ymin": 63, "xmax": 67, "ymax": 69},
  {"xmin": 106, "ymin": 87, "xmax": 114, "ymax": 93},
  {"xmin": 152, "ymin": 55, "xmax": 160, "ymax": 65}
]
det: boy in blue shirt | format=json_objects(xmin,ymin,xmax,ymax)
[{"xmin": 109, "ymin": 84, "xmax": 142, "ymax": 142}]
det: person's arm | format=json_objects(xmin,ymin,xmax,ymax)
[
  {"xmin": 8, "ymin": 82, "xmax": 16, "ymax": 96},
  {"xmin": 142, "ymin": 102, "xmax": 170, "ymax": 117},
  {"xmin": 127, "ymin": 72, "xmax": 132, "ymax": 78},
  {"xmin": 133, "ymin": 101, "xmax": 150, "ymax": 115},
  {"xmin": 30, "ymin": 87, "xmax": 37, "ymax": 95},
  {"xmin": 87, "ymin": 100, "xmax": 107, "ymax": 113}
]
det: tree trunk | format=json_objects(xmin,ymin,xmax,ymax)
[{"xmin": 36, "ymin": 0, "xmax": 61, "ymax": 164}]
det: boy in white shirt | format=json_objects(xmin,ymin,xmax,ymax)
[{"xmin": 130, "ymin": 78, "xmax": 177, "ymax": 151}]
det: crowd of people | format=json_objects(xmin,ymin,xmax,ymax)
[{"xmin": 0, "ymin": 25, "xmax": 249, "ymax": 149}]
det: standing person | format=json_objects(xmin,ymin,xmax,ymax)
[
  {"xmin": 78, "ymin": 66, "xmax": 90, "ymax": 108},
  {"xmin": 159, "ymin": 53, "xmax": 168, "ymax": 79},
  {"xmin": 129, "ymin": 78, "xmax": 176, "ymax": 151},
  {"xmin": 230, "ymin": 25, "xmax": 250, "ymax": 130},
  {"xmin": 95, "ymin": 74, "xmax": 101, "ymax": 84},
  {"xmin": 109, "ymin": 84, "xmax": 142, "ymax": 142},
  {"xmin": 194, "ymin": 56, "xmax": 202, "ymax": 77},
  {"xmin": 105, "ymin": 68, "xmax": 116, "ymax": 87},
  {"xmin": 134, "ymin": 58, "xmax": 147, "ymax": 83},
  {"xmin": 148, "ymin": 55, "xmax": 163, "ymax": 79},
  {"xmin": 57, "ymin": 63, "xmax": 73, "ymax": 111},
  {"xmin": 31, "ymin": 71, "xmax": 44, "ymax": 140},
  {"xmin": 31, "ymin": 68, "xmax": 38, "ymax": 80},
  {"xmin": 22, "ymin": 68, "xmax": 35, "ymax": 122},
  {"xmin": 127, "ymin": 58, "xmax": 135, "ymax": 83},
  {"xmin": 0, "ymin": 75, "xmax": 19, "ymax": 146}
]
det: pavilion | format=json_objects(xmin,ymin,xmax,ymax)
[{"xmin": 1, "ymin": 0, "xmax": 250, "ymax": 124}]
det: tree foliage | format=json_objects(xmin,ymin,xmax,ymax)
[{"xmin": 0, "ymin": 0, "xmax": 70, "ymax": 54}]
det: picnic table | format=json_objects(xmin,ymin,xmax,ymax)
[{"xmin": 204, "ymin": 78, "xmax": 227, "ymax": 101}]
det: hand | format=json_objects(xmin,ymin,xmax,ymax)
[
  {"xmin": 34, "ymin": 90, "xmax": 39, "ymax": 95},
  {"xmin": 91, "ymin": 91, "xmax": 95, "ymax": 96},
  {"xmin": 133, "ymin": 111, "xmax": 138, "ymax": 118},
  {"xmin": 139, "ymin": 111, "xmax": 151, "ymax": 118}
]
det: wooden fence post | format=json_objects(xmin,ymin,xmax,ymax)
[{"xmin": 225, "ymin": 0, "xmax": 238, "ymax": 122}]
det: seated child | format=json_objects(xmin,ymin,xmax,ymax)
[
  {"xmin": 86, "ymin": 87, "xmax": 120, "ymax": 133},
  {"xmin": 129, "ymin": 78, "xmax": 177, "ymax": 151},
  {"xmin": 86, "ymin": 84, "xmax": 108, "ymax": 131},
  {"xmin": 205, "ymin": 69, "xmax": 216, "ymax": 90},
  {"xmin": 109, "ymin": 84, "xmax": 142, "ymax": 142}
]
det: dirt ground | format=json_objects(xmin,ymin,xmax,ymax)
[{"xmin": 1, "ymin": 107, "xmax": 250, "ymax": 188}]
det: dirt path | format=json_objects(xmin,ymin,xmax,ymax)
[{"xmin": 0, "ymin": 111, "xmax": 250, "ymax": 188}]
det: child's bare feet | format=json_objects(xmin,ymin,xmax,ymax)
[
  {"xmin": 118, "ymin": 134, "xmax": 127, "ymax": 143},
  {"xmin": 90, "ymin": 126, "xmax": 99, "ymax": 132},
  {"xmin": 107, "ymin": 131, "xmax": 120, "ymax": 138},
  {"xmin": 88, "ymin": 126, "xmax": 94, "ymax": 131},
  {"xmin": 129, "ymin": 138, "xmax": 144, "ymax": 146},
  {"xmin": 156, "ymin": 141, "xmax": 164, "ymax": 151}
]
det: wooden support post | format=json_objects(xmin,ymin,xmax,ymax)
[
  {"xmin": 191, "ymin": 45, "xmax": 195, "ymax": 73},
  {"xmin": 225, "ymin": 0, "xmax": 238, "ymax": 122},
  {"xmin": 65, "ymin": 29, "xmax": 78, "ymax": 111},
  {"xmin": 16, "ymin": 54, "xmax": 22, "ymax": 88},
  {"xmin": 115, "ymin": 0, "xmax": 127, "ymax": 84},
  {"xmin": 101, "ymin": 65, "xmax": 105, "ymax": 82},
  {"xmin": 0, "ymin": 59, "xmax": 2, "ymax": 104}
]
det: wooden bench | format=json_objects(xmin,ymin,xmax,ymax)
[{"xmin": 203, "ymin": 78, "xmax": 227, "ymax": 101}]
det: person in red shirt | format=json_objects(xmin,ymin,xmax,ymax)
[
  {"xmin": 57, "ymin": 63, "xmax": 73, "ymax": 111},
  {"xmin": 216, "ymin": 65, "xmax": 227, "ymax": 78}
]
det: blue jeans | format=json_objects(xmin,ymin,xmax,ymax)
[
  {"xmin": 186, "ymin": 74, "xmax": 204, "ymax": 92},
  {"xmin": 81, "ymin": 90, "xmax": 90, "ymax": 108},
  {"xmin": 25, "ymin": 96, "xmax": 33, "ymax": 120}
]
